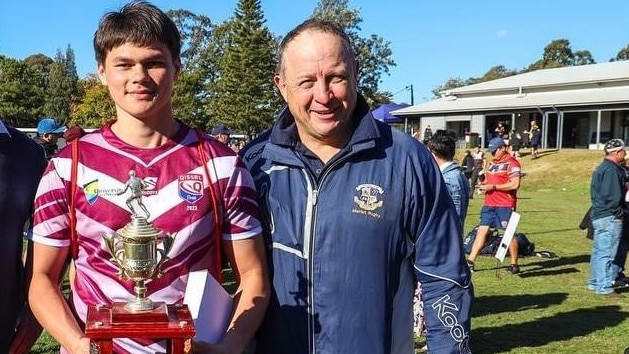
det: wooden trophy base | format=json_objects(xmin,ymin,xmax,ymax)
[{"xmin": 86, "ymin": 302, "xmax": 196, "ymax": 354}]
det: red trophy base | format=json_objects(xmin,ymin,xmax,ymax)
[{"xmin": 85, "ymin": 302, "xmax": 196, "ymax": 354}]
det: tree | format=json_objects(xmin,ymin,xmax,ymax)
[
  {"xmin": 479, "ymin": 65, "xmax": 517, "ymax": 82},
  {"xmin": 312, "ymin": 0, "xmax": 395, "ymax": 107},
  {"xmin": 43, "ymin": 46, "xmax": 79, "ymax": 122},
  {"xmin": 431, "ymin": 77, "xmax": 478, "ymax": 98},
  {"xmin": 208, "ymin": 0, "xmax": 280, "ymax": 134},
  {"xmin": 168, "ymin": 9, "xmax": 217, "ymax": 128},
  {"xmin": 573, "ymin": 50, "xmax": 595, "ymax": 66},
  {"xmin": 0, "ymin": 55, "xmax": 45, "ymax": 126},
  {"xmin": 613, "ymin": 45, "xmax": 629, "ymax": 61},
  {"xmin": 71, "ymin": 74, "xmax": 115, "ymax": 128}
]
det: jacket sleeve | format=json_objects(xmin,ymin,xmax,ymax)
[{"xmin": 410, "ymin": 147, "xmax": 473, "ymax": 353}]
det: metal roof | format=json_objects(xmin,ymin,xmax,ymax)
[{"xmin": 393, "ymin": 60, "xmax": 629, "ymax": 116}]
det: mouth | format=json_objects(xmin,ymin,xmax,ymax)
[
  {"xmin": 310, "ymin": 106, "xmax": 339, "ymax": 119},
  {"xmin": 125, "ymin": 89, "xmax": 157, "ymax": 99}
]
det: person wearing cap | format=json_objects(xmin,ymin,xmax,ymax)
[
  {"xmin": 467, "ymin": 137, "xmax": 522, "ymax": 274},
  {"xmin": 211, "ymin": 123, "xmax": 231, "ymax": 146},
  {"xmin": 588, "ymin": 138, "xmax": 628, "ymax": 297},
  {"xmin": 34, "ymin": 118, "xmax": 66, "ymax": 159}
]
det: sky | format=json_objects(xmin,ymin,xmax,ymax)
[{"xmin": 2, "ymin": 1, "xmax": 629, "ymax": 105}]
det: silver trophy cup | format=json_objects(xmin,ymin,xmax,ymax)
[{"xmin": 103, "ymin": 215, "xmax": 175, "ymax": 312}]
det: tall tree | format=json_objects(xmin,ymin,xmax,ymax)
[
  {"xmin": 168, "ymin": 9, "xmax": 218, "ymax": 128},
  {"xmin": 208, "ymin": 0, "xmax": 280, "ymax": 134},
  {"xmin": 44, "ymin": 47, "xmax": 79, "ymax": 122},
  {"xmin": 312, "ymin": 0, "xmax": 395, "ymax": 107}
]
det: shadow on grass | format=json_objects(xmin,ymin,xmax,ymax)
[
  {"xmin": 471, "ymin": 306, "xmax": 627, "ymax": 353},
  {"xmin": 474, "ymin": 293, "xmax": 568, "ymax": 317},
  {"xmin": 524, "ymin": 254, "xmax": 590, "ymax": 269}
]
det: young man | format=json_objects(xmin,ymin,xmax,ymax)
[
  {"xmin": 28, "ymin": 2, "xmax": 269, "ymax": 353},
  {"xmin": 428, "ymin": 129, "xmax": 470, "ymax": 227},
  {"xmin": 467, "ymin": 137, "xmax": 522, "ymax": 274},
  {"xmin": 0, "ymin": 118, "xmax": 48, "ymax": 353},
  {"xmin": 241, "ymin": 19, "xmax": 472, "ymax": 354}
]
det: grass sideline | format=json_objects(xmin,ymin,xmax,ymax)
[{"xmin": 31, "ymin": 149, "xmax": 629, "ymax": 353}]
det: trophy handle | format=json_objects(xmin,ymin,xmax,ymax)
[{"xmin": 154, "ymin": 233, "xmax": 176, "ymax": 276}]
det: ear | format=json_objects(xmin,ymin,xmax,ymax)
[
  {"xmin": 97, "ymin": 62, "xmax": 107, "ymax": 86},
  {"xmin": 173, "ymin": 57, "xmax": 182, "ymax": 81},
  {"xmin": 274, "ymin": 74, "xmax": 288, "ymax": 102}
]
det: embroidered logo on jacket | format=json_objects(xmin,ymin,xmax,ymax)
[
  {"xmin": 178, "ymin": 174, "xmax": 204, "ymax": 204},
  {"xmin": 352, "ymin": 184, "xmax": 383, "ymax": 218}
]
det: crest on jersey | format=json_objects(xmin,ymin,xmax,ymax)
[
  {"xmin": 178, "ymin": 174, "xmax": 204, "ymax": 204},
  {"xmin": 352, "ymin": 183, "xmax": 384, "ymax": 219}
]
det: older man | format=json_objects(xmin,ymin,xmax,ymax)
[
  {"xmin": 241, "ymin": 18, "xmax": 472, "ymax": 354},
  {"xmin": 588, "ymin": 139, "xmax": 628, "ymax": 297}
]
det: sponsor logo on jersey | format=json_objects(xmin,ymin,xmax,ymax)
[
  {"xmin": 84, "ymin": 179, "xmax": 100, "ymax": 205},
  {"xmin": 352, "ymin": 183, "xmax": 383, "ymax": 218},
  {"xmin": 142, "ymin": 177, "xmax": 158, "ymax": 195},
  {"xmin": 178, "ymin": 174, "xmax": 204, "ymax": 204},
  {"xmin": 81, "ymin": 176, "xmax": 159, "ymax": 205}
]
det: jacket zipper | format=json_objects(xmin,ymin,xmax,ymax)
[{"xmin": 305, "ymin": 155, "xmax": 349, "ymax": 354}]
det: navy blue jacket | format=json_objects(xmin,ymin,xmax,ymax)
[
  {"xmin": 241, "ymin": 96, "xmax": 473, "ymax": 354},
  {"xmin": 0, "ymin": 123, "xmax": 47, "ymax": 352}
]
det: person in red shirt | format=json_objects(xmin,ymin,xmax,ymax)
[{"xmin": 467, "ymin": 137, "xmax": 522, "ymax": 274}]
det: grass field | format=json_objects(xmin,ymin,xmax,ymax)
[{"xmin": 31, "ymin": 148, "xmax": 629, "ymax": 353}]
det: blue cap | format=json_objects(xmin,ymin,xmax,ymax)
[
  {"xmin": 37, "ymin": 118, "xmax": 66, "ymax": 134},
  {"xmin": 211, "ymin": 124, "xmax": 231, "ymax": 136},
  {"xmin": 488, "ymin": 137, "xmax": 506, "ymax": 154}
]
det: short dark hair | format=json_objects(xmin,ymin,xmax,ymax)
[
  {"xmin": 276, "ymin": 18, "xmax": 355, "ymax": 77},
  {"xmin": 428, "ymin": 129, "xmax": 457, "ymax": 160},
  {"xmin": 94, "ymin": 1, "xmax": 181, "ymax": 65}
]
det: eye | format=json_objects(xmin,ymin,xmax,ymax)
[{"xmin": 297, "ymin": 80, "xmax": 315, "ymax": 90}]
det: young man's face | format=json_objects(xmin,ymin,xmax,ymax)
[
  {"xmin": 274, "ymin": 30, "xmax": 358, "ymax": 146},
  {"xmin": 97, "ymin": 42, "xmax": 180, "ymax": 122}
]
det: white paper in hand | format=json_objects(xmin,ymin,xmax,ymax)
[
  {"xmin": 183, "ymin": 270, "xmax": 233, "ymax": 344},
  {"xmin": 494, "ymin": 211, "xmax": 521, "ymax": 263}
]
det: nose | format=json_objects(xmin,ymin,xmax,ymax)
[
  {"xmin": 131, "ymin": 64, "xmax": 150, "ymax": 83},
  {"xmin": 313, "ymin": 80, "xmax": 333, "ymax": 103}
]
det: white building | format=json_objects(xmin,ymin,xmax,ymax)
[{"xmin": 393, "ymin": 60, "xmax": 629, "ymax": 150}]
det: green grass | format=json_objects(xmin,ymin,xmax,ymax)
[{"xmin": 32, "ymin": 149, "xmax": 629, "ymax": 353}]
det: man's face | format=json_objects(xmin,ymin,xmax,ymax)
[
  {"xmin": 274, "ymin": 30, "xmax": 358, "ymax": 146},
  {"xmin": 218, "ymin": 133, "xmax": 230, "ymax": 145},
  {"xmin": 43, "ymin": 133, "xmax": 60, "ymax": 144},
  {"xmin": 98, "ymin": 42, "xmax": 180, "ymax": 122},
  {"xmin": 492, "ymin": 145, "xmax": 508, "ymax": 160}
]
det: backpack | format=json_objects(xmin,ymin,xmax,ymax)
[
  {"xmin": 514, "ymin": 233, "xmax": 536, "ymax": 256},
  {"xmin": 463, "ymin": 226, "xmax": 535, "ymax": 256},
  {"xmin": 463, "ymin": 226, "xmax": 501, "ymax": 255}
]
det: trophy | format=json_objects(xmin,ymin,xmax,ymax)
[
  {"xmin": 86, "ymin": 171, "xmax": 194, "ymax": 354},
  {"xmin": 103, "ymin": 215, "xmax": 175, "ymax": 312},
  {"xmin": 102, "ymin": 170, "xmax": 176, "ymax": 312}
]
